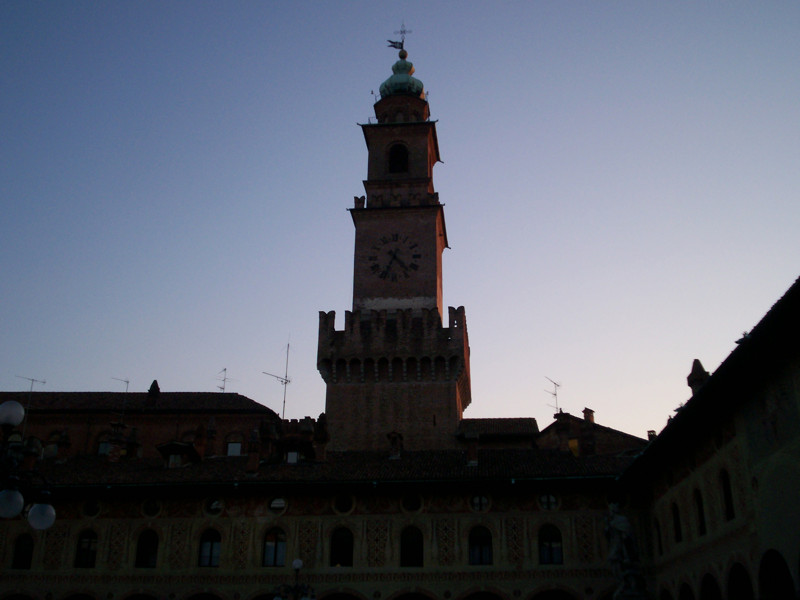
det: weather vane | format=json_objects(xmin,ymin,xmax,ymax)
[{"xmin": 387, "ymin": 22, "xmax": 412, "ymax": 50}]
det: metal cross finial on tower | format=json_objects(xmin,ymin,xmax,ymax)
[
  {"xmin": 395, "ymin": 22, "xmax": 412, "ymax": 43},
  {"xmin": 387, "ymin": 22, "xmax": 412, "ymax": 50}
]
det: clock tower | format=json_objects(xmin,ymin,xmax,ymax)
[{"xmin": 318, "ymin": 48, "xmax": 471, "ymax": 451}]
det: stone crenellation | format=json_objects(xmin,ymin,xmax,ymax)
[{"xmin": 317, "ymin": 306, "xmax": 469, "ymax": 385}]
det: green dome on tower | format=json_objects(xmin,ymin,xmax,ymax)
[{"xmin": 379, "ymin": 50, "xmax": 425, "ymax": 99}]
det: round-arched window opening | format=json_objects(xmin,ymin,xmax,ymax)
[
  {"xmin": 470, "ymin": 495, "xmax": 490, "ymax": 512},
  {"xmin": 539, "ymin": 494, "xmax": 559, "ymax": 510},
  {"xmin": 402, "ymin": 494, "xmax": 422, "ymax": 513},
  {"xmin": 388, "ymin": 144, "xmax": 409, "ymax": 173},
  {"xmin": 204, "ymin": 498, "xmax": 224, "ymax": 516},
  {"xmin": 82, "ymin": 499, "xmax": 101, "ymax": 518},
  {"xmin": 333, "ymin": 494, "xmax": 354, "ymax": 514},
  {"xmin": 142, "ymin": 499, "xmax": 162, "ymax": 517},
  {"xmin": 269, "ymin": 497, "xmax": 287, "ymax": 514}
]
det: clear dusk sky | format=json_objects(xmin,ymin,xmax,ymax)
[{"xmin": 2, "ymin": 2, "xmax": 799, "ymax": 438}]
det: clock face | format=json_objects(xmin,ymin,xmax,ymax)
[{"xmin": 367, "ymin": 233, "xmax": 421, "ymax": 282}]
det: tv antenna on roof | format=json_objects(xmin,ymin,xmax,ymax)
[
  {"xmin": 217, "ymin": 368, "xmax": 236, "ymax": 393},
  {"xmin": 112, "ymin": 377, "xmax": 130, "ymax": 393},
  {"xmin": 16, "ymin": 375, "xmax": 45, "ymax": 439},
  {"xmin": 545, "ymin": 377, "xmax": 561, "ymax": 413},
  {"xmin": 16, "ymin": 375, "xmax": 45, "ymax": 392},
  {"xmin": 263, "ymin": 342, "xmax": 291, "ymax": 419}
]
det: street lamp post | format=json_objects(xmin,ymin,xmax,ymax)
[
  {"xmin": 0, "ymin": 400, "xmax": 56, "ymax": 529},
  {"xmin": 273, "ymin": 558, "xmax": 315, "ymax": 600}
]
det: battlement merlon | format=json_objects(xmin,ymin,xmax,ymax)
[{"xmin": 317, "ymin": 306, "xmax": 469, "ymax": 362}]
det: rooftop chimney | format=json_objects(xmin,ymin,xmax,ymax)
[
  {"xmin": 687, "ymin": 359, "xmax": 710, "ymax": 395},
  {"xmin": 582, "ymin": 408, "xmax": 595, "ymax": 423}
]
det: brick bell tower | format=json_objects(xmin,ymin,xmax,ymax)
[{"xmin": 318, "ymin": 47, "xmax": 471, "ymax": 452}]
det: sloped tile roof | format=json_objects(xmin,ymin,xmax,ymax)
[
  {"xmin": 457, "ymin": 418, "xmax": 539, "ymax": 438},
  {"xmin": 538, "ymin": 412, "xmax": 647, "ymax": 443},
  {"xmin": 0, "ymin": 391, "xmax": 275, "ymax": 415},
  {"xmin": 622, "ymin": 274, "xmax": 800, "ymax": 480}
]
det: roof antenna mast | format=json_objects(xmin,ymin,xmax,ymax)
[
  {"xmin": 16, "ymin": 375, "xmax": 45, "ymax": 393},
  {"xmin": 112, "ymin": 377, "xmax": 130, "ymax": 393},
  {"xmin": 217, "ymin": 368, "xmax": 235, "ymax": 393},
  {"xmin": 545, "ymin": 377, "xmax": 562, "ymax": 413},
  {"xmin": 263, "ymin": 341, "xmax": 292, "ymax": 419},
  {"xmin": 15, "ymin": 375, "xmax": 45, "ymax": 439}
]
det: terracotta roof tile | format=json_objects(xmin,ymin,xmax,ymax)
[
  {"xmin": 0, "ymin": 391, "xmax": 275, "ymax": 415},
  {"xmin": 457, "ymin": 418, "xmax": 539, "ymax": 438}
]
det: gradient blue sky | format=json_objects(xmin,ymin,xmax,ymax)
[{"xmin": 3, "ymin": 2, "xmax": 799, "ymax": 438}]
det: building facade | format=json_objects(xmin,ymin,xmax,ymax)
[{"xmin": 621, "ymin": 277, "xmax": 800, "ymax": 600}]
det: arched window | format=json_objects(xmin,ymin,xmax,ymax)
[
  {"xmin": 758, "ymin": 549, "xmax": 794, "ymax": 600},
  {"xmin": 262, "ymin": 528, "xmax": 287, "ymax": 567},
  {"xmin": 330, "ymin": 527, "xmax": 353, "ymax": 567},
  {"xmin": 727, "ymin": 562, "xmax": 755, "ymax": 600},
  {"xmin": 74, "ymin": 529, "xmax": 98, "ymax": 568},
  {"xmin": 538, "ymin": 524, "xmax": 564, "ymax": 565},
  {"xmin": 468, "ymin": 526, "xmax": 492, "ymax": 565},
  {"xmin": 12, "ymin": 533, "xmax": 34, "ymax": 569},
  {"xmin": 388, "ymin": 144, "xmax": 409, "ymax": 173},
  {"xmin": 198, "ymin": 529, "xmax": 221, "ymax": 567},
  {"xmin": 694, "ymin": 489, "xmax": 707, "ymax": 536},
  {"xmin": 700, "ymin": 574, "xmax": 723, "ymax": 600},
  {"xmin": 720, "ymin": 470, "xmax": 735, "ymax": 521},
  {"xmin": 653, "ymin": 518, "xmax": 663, "ymax": 556},
  {"xmin": 134, "ymin": 529, "xmax": 158, "ymax": 568},
  {"xmin": 400, "ymin": 526, "xmax": 423, "ymax": 567},
  {"xmin": 671, "ymin": 503, "xmax": 682, "ymax": 543},
  {"xmin": 678, "ymin": 583, "xmax": 695, "ymax": 600},
  {"xmin": 334, "ymin": 495, "xmax": 354, "ymax": 514}
]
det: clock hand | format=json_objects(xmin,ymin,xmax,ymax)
[
  {"xmin": 379, "ymin": 253, "xmax": 396, "ymax": 279},
  {"xmin": 387, "ymin": 249, "xmax": 409, "ymax": 270}
]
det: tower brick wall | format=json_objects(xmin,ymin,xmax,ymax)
[{"xmin": 318, "ymin": 306, "xmax": 471, "ymax": 451}]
